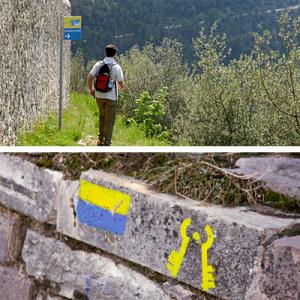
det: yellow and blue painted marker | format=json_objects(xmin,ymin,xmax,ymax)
[{"xmin": 77, "ymin": 180, "xmax": 131, "ymax": 236}]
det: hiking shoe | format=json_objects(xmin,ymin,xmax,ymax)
[
  {"xmin": 103, "ymin": 141, "xmax": 112, "ymax": 146},
  {"xmin": 97, "ymin": 135, "xmax": 105, "ymax": 146}
]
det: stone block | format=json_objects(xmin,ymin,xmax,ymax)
[
  {"xmin": 162, "ymin": 282, "xmax": 206, "ymax": 300},
  {"xmin": 247, "ymin": 235, "xmax": 300, "ymax": 300},
  {"xmin": 0, "ymin": 265, "xmax": 33, "ymax": 300},
  {"xmin": 0, "ymin": 207, "xmax": 23, "ymax": 263},
  {"xmin": 0, "ymin": 154, "xmax": 63, "ymax": 222},
  {"xmin": 57, "ymin": 170, "xmax": 300, "ymax": 300},
  {"xmin": 36, "ymin": 293, "xmax": 66, "ymax": 300},
  {"xmin": 231, "ymin": 156, "xmax": 300, "ymax": 201},
  {"xmin": 22, "ymin": 230, "xmax": 170, "ymax": 300}
]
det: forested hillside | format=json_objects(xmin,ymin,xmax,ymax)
[
  {"xmin": 69, "ymin": 2, "xmax": 300, "ymax": 146},
  {"xmin": 70, "ymin": 0, "xmax": 300, "ymax": 62}
]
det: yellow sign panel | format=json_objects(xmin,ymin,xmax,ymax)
[{"xmin": 64, "ymin": 16, "xmax": 82, "ymax": 29}]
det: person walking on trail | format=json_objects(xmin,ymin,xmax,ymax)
[{"xmin": 87, "ymin": 44, "xmax": 125, "ymax": 146}]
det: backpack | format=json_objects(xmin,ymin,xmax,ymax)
[{"xmin": 94, "ymin": 61, "xmax": 117, "ymax": 93}]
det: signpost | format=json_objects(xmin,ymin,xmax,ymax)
[
  {"xmin": 64, "ymin": 16, "xmax": 82, "ymax": 41},
  {"xmin": 59, "ymin": 16, "xmax": 82, "ymax": 130}
]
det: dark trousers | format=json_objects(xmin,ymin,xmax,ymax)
[{"xmin": 96, "ymin": 98, "xmax": 117, "ymax": 146}]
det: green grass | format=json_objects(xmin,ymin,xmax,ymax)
[
  {"xmin": 17, "ymin": 93, "xmax": 170, "ymax": 146},
  {"xmin": 112, "ymin": 117, "xmax": 169, "ymax": 146}
]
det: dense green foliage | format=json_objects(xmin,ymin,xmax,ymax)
[
  {"xmin": 128, "ymin": 87, "xmax": 170, "ymax": 139},
  {"xmin": 70, "ymin": 0, "xmax": 300, "ymax": 62},
  {"xmin": 69, "ymin": 11, "xmax": 300, "ymax": 146},
  {"xmin": 116, "ymin": 13, "xmax": 300, "ymax": 146}
]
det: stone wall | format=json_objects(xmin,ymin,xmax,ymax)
[
  {"xmin": 0, "ymin": 0, "xmax": 71, "ymax": 145},
  {"xmin": 0, "ymin": 154, "xmax": 299, "ymax": 300}
]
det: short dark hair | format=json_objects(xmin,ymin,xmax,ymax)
[{"xmin": 105, "ymin": 44, "xmax": 118, "ymax": 57}]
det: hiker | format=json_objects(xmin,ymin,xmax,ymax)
[{"xmin": 87, "ymin": 44, "xmax": 125, "ymax": 146}]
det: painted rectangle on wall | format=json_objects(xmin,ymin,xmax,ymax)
[{"xmin": 77, "ymin": 180, "xmax": 131, "ymax": 235}]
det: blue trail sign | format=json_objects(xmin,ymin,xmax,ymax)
[
  {"xmin": 59, "ymin": 16, "xmax": 82, "ymax": 130},
  {"xmin": 64, "ymin": 30, "xmax": 81, "ymax": 41},
  {"xmin": 64, "ymin": 16, "xmax": 82, "ymax": 41}
]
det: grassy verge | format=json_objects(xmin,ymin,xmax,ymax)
[
  {"xmin": 17, "ymin": 93, "xmax": 170, "ymax": 146},
  {"xmin": 112, "ymin": 117, "xmax": 169, "ymax": 146}
]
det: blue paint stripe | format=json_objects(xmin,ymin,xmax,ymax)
[{"xmin": 76, "ymin": 199, "xmax": 128, "ymax": 236}]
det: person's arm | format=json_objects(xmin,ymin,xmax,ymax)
[
  {"xmin": 87, "ymin": 73, "xmax": 95, "ymax": 97},
  {"xmin": 117, "ymin": 80, "xmax": 125, "ymax": 91},
  {"xmin": 116, "ymin": 65, "xmax": 125, "ymax": 91}
]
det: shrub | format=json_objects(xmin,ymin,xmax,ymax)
[
  {"xmin": 174, "ymin": 13, "xmax": 300, "ymax": 145},
  {"xmin": 83, "ymin": 12, "xmax": 300, "ymax": 146},
  {"xmin": 129, "ymin": 87, "xmax": 170, "ymax": 139},
  {"xmin": 252, "ymin": 12, "xmax": 300, "ymax": 144},
  {"xmin": 118, "ymin": 39, "xmax": 187, "ymax": 127}
]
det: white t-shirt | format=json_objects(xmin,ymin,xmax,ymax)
[{"xmin": 90, "ymin": 57, "xmax": 124, "ymax": 101}]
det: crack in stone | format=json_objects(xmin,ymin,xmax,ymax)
[
  {"xmin": 0, "ymin": 175, "xmax": 37, "ymax": 200},
  {"xmin": 262, "ymin": 223, "xmax": 300, "ymax": 247}
]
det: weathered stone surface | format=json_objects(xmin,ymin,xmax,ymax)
[
  {"xmin": 0, "ymin": 0, "xmax": 71, "ymax": 145},
  {"xmin": 36, "ymin": 293, "xmax": 66, "ymax": 300},
  {"xmin": 0, "ymin": 154, "xmax": 63, "ymax": 222},
  {"xmin": 0, "ymin": 207, "xmax": 23, "ymax": 263},
  {"xmin": 0, "ymin": 265, "xmax": 33, "ymax": 300},
  {"xmin": 22, "ymin": 230, "xmax": 170, "ymax": 300},
  {"xmin": 57, "ymin": 170, "xmax": 300, "ymax": 300},
  {"xmin": 251, "ymin": 235, "xmax": 300, "ymax": 300},
  {"xmin": 162, "ymin": 282, "xmax": 206, "ymax": 300},
  {"xmin": 231, "ymin": 156, "xmax": 300, "ymax": 201}
]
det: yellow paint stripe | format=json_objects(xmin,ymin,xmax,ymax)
[
  {"xmin": 64, "ymin": 16, "xmax": 82, "ymax": 29},
  {"xmin": 79, "ymin": 180, "xmax": 131, "ymax": 216}
]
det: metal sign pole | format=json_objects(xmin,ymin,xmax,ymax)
[
  {"xmin": 59, "ymin": 16, "xmax": 81, "ymax": 130},
  {"xmin": 59, "ymin": 18, "xmax": 64, "ymax": 130}
]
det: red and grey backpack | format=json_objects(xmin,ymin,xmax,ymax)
[{"xmin": 94, "ymin": 61, "xmax": 117, "ymax": 93}]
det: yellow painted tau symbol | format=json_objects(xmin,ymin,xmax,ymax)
[{"xmin": 166, "ymin": 218, "xmax": 216, "ymax": 292}]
